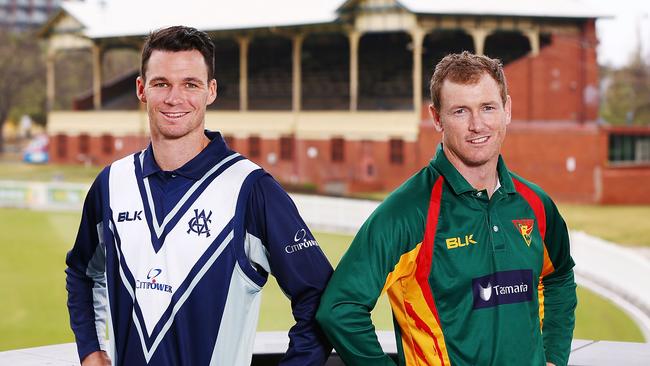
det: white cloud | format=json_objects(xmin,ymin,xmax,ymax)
[{"xmin": 593, "ymin": 0, "xmax": 650, "ymax": 67}]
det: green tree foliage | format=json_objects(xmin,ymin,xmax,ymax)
[
  {"xmin": 601, "ymin": 50, "xmax": 650, "ymax": 126},
  {"xmin": 52, "ymin": 48, "xmax": 92, "ymax": 111},
  {"xmin": 0, "ymin": 30, "xmax": 45, "ymax": 152}
]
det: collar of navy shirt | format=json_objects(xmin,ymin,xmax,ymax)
[{"xmin": 141, "ymin": 130, "xmax": 231, "ymax": 180}]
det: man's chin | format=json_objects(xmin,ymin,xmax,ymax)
[
  {"xmin": 152, "ymin": 128, "xmax": 190, "ymax": 141},
  {"xmin": 461, "ymin": 154, "xmax": 495, "ymax": 168}
]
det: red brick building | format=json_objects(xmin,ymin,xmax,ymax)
[{"xmin": 41, "ymin": 0, "xmax": 650, "ymax": 203}]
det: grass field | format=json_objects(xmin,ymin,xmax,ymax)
[
  {"xmin": 0, "ymin": 208, "xmax": 644, "ymax": 352},
  {"xmin": 0, "ymin": 162, "xmax": 102, "ymax": 183},
  {"xmin": 1, "ymin": 162, "xmax": 650, "ymax": 246},
  {"xmin": 558, "ymin": 204, "xmax": 650, "ymax": 247}
]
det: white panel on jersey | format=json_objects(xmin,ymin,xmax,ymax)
[
  {"xmin": 244, "ymin": 232, "xmax": 271, "ymax": 274},
  {"xmin": 107, "ymin": 153, "xmax": 261, "ymax": 361},
  {"xmin": 209, "ymin": 262, "xmax": 263, "ymax": 366},
  {"xmin": 87, "ymin": 222, "xmax": 108, "ymax": 351},
  {"xmin": 140, "ymin": 152, "xmax": 241, "ymax": 237}
]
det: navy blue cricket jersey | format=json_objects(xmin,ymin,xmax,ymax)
[{"xmin": 65, "ymin": 131, "xmax": 333, "ymax": 365}]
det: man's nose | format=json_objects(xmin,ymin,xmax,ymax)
[
  {"xmin": 164, "ymin": 86, "xmax": 183, "ymax": 105},
  {"xmin": 468, "ymin": 110, "xmax": 485, "ymax": 131}
]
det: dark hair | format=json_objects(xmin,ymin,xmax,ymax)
[
  {"xmin": 429, "ymin": 51, "xmax": 508, "ymax": 111},
  {"xmin": 140, "ymin": 26, "xmax": 215, "ymax": 81}
]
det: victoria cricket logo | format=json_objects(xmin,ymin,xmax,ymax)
[{"xmin": 187, "ymin": 209, "xmax": 212, "ymax": 237}]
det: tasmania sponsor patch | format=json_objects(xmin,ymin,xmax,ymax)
[
  {"xmin": 472, "ymin": 269, "xmax": 533, "ymax": 309},
  {"xmin": 512, "ymin": 219, "xmax": 535, "ymax": 246}
]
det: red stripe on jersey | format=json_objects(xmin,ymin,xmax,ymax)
[
  {"xmin": 405, "ymin": 301, "xmax": 437, "ymax": 362},
  {"xmin": 513, "ymin": 178, "xmax": 547, "ymax": 241},
  {"xmin": 415, "ymin": 177, "xmax": 445, "ymax": 365}
]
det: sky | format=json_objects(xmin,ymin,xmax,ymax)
[{"xmin": 593, "ymin": 0, "xmax": 650, "ymax": 67}]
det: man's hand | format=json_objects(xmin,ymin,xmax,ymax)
[
  {"xmin": 547, "ymin": 363, "xmax": 556, "ymax": 366},
  {"xmin": 81, "ymin": 350, "xmax": 111, "ymax": 366}
]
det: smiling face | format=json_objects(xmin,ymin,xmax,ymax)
[
  {"xmin": 136, "ymin": 50, "xmax": 216, "ymax": 142},
  {"xmin": 430, "ymin": 72, "xmax": 511, "ymax": 171}
]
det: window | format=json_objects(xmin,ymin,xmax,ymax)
[
  {"xmin": 249, "ymin": 136, "xmax": 260, "ymax": 158},
  {"xmin": 609, "ymin": 133, "xmax": 650, "ymax": 164},
  {"xmin": 56, "ymin": 134, "xmax": 67, "ymax": 159},
  {"xmin": 389, "ymin": 138, "xmax": 404, "ymax": 165},
  {"xmin": 331, "ymin": 137, "xmax": 344, "ymax": 162},
  {"xmin": 280, "ymin": 136, "xmax": 294, "ymax": 161},
  {"xmin": 79, "ymin": 134, "xmax": 90, "ymax": 155},
  {"xmin": 101, "ymin": 134, "xmax": 114, "ymax": 155}
]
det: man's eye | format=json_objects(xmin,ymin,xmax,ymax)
[
  {"xmin": 453, "ymin": 109, "xmax": 465, "ymax": 115},
  {"xmin": 153, "ymin": 83, "xmax": 169, "ymax": 88},
  {"xmin": 186, "ymin": 83, "xmax": 198, "ymax": 88},
  {"xmin": 483, "ymin": 105, "xmax": 496, "ymax": 111}
]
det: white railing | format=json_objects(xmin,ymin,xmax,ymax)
[{"xmin": 0, "ymin": 334, "xmax": 648, "ymax": 366}]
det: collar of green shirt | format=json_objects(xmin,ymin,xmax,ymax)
[{"xmin": 429, "ymin": 144, "xmax": 516, "ymax": 196}]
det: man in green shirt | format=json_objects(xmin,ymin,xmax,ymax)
[{"xmin": 316, "ymin": 52, "xmax": 576, "ymax": 366}]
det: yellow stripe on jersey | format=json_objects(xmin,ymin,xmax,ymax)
[
  {"xmin": 539, "ymin": 242, "xmax": 556, "ymax": 329},
  {"xmin": 381, "ymin": 243, "xmax": 451, "ymax": 366}
]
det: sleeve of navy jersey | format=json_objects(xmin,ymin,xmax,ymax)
[
  {"xmin": 245, "ymin": 175, "xmax": 333, "ymax": 365},
  {"xmin": 65, "ymin": 167, "xmax": 110, "ymax": 362}
]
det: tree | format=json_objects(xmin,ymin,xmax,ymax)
[
  {"xmin": 0, "ymin": 30, "xmax": 45, "ymax": 153},
  {"xmin": 600, "ymin": 32, "xmax": 650, "ymax": 126}
]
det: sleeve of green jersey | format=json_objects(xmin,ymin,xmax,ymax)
[
  {"xmin": 540, "ymin": 198, "xmax": 577, "ymax": 366},
  {"xmin": 316, "ymin": 189, "xmax": 426, "ymax": 366}
]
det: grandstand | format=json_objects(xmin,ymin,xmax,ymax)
[{"xmin": 39, "ymin": 0, "xmax": 650, "ymax": 203}]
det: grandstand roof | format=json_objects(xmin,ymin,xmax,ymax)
[
  {"xmin": 55, "ymin": 0, "xmax": 610, "ymax": 39},
  {"xmin": 397, "ymin": 0, "xmax": 610, "ymax": 19}
]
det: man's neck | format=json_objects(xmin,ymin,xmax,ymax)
[
  {"xmin": 151, "ymin": 131, "xmax": 210, "ymax": 172},
  {"xmin": 460, "ymin": 163, "xmax": 498, "ymax": 196},
  {"xmin": 445, "ymin": 151, "xmax": 500, "ymax": 197}
]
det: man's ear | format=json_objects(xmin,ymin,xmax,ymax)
[
  {"xmin": 429, "ymin": 104, "xmax": 443, "ymax": 132},
  {"xmin": 207, "ymin": 79, "xmax": 217, "ymax": 105},
  {"xmin": 136, "ymin": 76, "xmax": 146, "ymax": 103},
  {"xmin": 504, "ymin": 95, "xmax": 512, "ymax": 125}
]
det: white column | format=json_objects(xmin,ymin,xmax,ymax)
[
  {"xmin": 46, "ymin": 49, "xmax": 56, "ymax": 111},
  {"xmin": 238, "ymin": 36, "xmax": 250, "ymax": 111},
  {"xmin": 469, "ymin": 28, "xmax": 489, "ymax": 55},
  {"xmin": 525, "ymin": 29, "xmax": 540, "ymax": 56},
  {"xmin": 292, "ymin": 34, "xmax": 304, "ymax": 112},
  {"xmin": 348, "ymin": 30, "xmax": 360, "ymax": 111},
  {"xmin": 410, "ymin": 28, "xmax": 425, "ymax": 116},
  {"xmin": 92, "ymin": 43, "xmax": 103, "ymax": 110}
]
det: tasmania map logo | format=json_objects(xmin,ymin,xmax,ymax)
[{"xmin": 512, "ymin": 219, "xmax": 534, "ymax": 246}]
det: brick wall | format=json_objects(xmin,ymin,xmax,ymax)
[
  {"xmin": 600, "ymin": 167, "xmax": 650, "ymax": 204},
  {"xmin": 501, "ymin": 123, "xmax": 605, "ymax": 203},
  {"xmin": 49, "ymin": 134, "xmax": 148, "ymax": 166},
  {"xmin": 505, "ymin": 20, "xmax": 599, "ymax": 123},
  {"xmin": 47, "ymin": 126, "xmax": 650, "ymax": 204}
]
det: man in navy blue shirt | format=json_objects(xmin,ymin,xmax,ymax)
[{"xmin": 65, "ymin": 26, "xmax": 333, "ymax": 366}]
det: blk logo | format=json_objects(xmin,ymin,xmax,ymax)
[
  {"xmin": 118, "ymin": 210, "xmax": 142, "ymax": 222},
  {"xmin": 446, "ymin": 234, "xmax": 477, "ymax": 249},
  {"xmin": 187, "ymin": 209, "xmax": 212, "ymax": 237}
]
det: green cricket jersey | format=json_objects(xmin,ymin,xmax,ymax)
[{"xmin": 316, "ymin": 146, "xmax": 577, "ymax": 366}]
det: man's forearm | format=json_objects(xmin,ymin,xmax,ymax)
[
  {"xmin": 542, "ymin": 269, "xmax": 577, "ymax": 366},
  {"xmin": 316, "ymin": 300, "xmax": 395, "ymax": 366}
]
